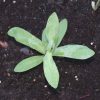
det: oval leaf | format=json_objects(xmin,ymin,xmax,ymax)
[
  {"xmin": 43, "ymin": 51, "xmax": 59, "ymax": 88},
  {"xmin": 14, "ymin": 56, "xmax": 43, "ymax": 72},
  {"xmin": 42, "ymin": 12, "xmax": 59, "ymax": 46},
  {"xmin": 8, "ymin": 27, "xmax": 45, "ymax": 54},
  {"xmin": 56, "ymin": 19, "xmax": 68, "ymax": 47},
  {"xmin": 53, "ymin": 45, "xmax": 95, "ymax": 60}
]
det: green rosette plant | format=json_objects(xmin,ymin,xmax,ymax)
[{"xmin": 8, "ymin": 12, "xmax": 95, "ymax": 89}]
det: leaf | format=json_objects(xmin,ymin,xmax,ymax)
[
  {"xmin": 91, "ymin": 0, "xmax": 100, "ymax": 11},
  {"xmin": 53, "ymin": 44, "xmax": 95, "ymax": 60},
  {"xmin": 42, "ymin": 12, "xmax": 59, "ymax": 46},
  {"xmin": 56, "ymin": 19, "xmax": 68, "ymax": 47},
  {"xmin": 8, "ymin": 27, "xmax": 45, "ymax": 54},
  {"xmin": 43, "ymin": 51, "xmax": 59, "ymax": 88},
  {"xmin": 14, "ymin": 56, "xmax": 43, "ymax": 72},
  {"xmin": 42, "ymin": 29, "xmax": 48, "ymax": 47}
]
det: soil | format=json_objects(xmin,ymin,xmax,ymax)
[{"xmin": 0, "ymin": 0, "xmax": 100, "ymax": 100}]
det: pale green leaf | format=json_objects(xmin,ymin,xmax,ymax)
[
  {"xmin": 56, "ymin": 19, "xmax": 68, "ymax": 47},
  {"xmin": 42, "ymin": 12, "xmax": 59, "ymax": 46},
  {"xmin": 42, "ymin": 29, "xmax": 48, "ymax": 47},
  {"xmin": 43, "ymin": 51, "xmax": 59, "ymax": 88},
  {"xmin": 53, "ymin": 45, "xmax": 95, "ymax": 59},
  {"xmin": 91, "ymin": 0, "xmax": 100, "ymax": 11},
  {"xmin": 8, "ymin": 27, "xmax": 45, "ymax": 54},
  {"xmin": 14, "ymin": 56, "xmax": 43, "ymax": 72}
]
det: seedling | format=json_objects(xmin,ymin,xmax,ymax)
[
  {"xmin": 8, "ymin": 12, "xmax": 95, "ymax": 89},
  {"xmin": 91, "ymin": 0, "xmax": 100, "ymax": 11}
]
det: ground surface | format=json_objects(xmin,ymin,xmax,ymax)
[{"xmin": 0, "ymin": 0, "xmax": 100, "ymax": 100}]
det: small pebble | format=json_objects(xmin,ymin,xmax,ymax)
[
  {"xmin": 65, "ymin": 71, "xmax": 68, "ymax": 74},
  {"xmin": 44, "ymin": 85, "xmax": 47, "ymax": 88},
  {"xmin": 7, "ymin": 73, "xmax": 11, "ymax": 77},
  {"xmin": 90, "ymin": 42, "xmax": 94, "ymax": 45},
  {"xmin": 3, "ymin": 54, "xmax": 7, "ymax": 57},
  {"xmin": 0, "ymin": 80, "xmax": 1, "ymax": 83},
  {"xmin": 68, "ymin": 82, "xmax": 71, "ymax": 86},
  {"xmin": 0, "ymin": 41, "xmax": 8, "ymax": 48},
  {"xmin": 75, "ymin": 75, "xmax": 79, "ymax": 81},
  {"xmin": 3, "ymin": 0, "xmax": 6, "ymax": 2},
  {"xmin": 20, "ymin": 47, "xmax": 30, "ymax": 55},
  {"xmin": 12, "ymin": 0, "xmax": 16, "ymax": 4},
  {"xmin": 33, "ymin": 79, "xmax": 36, "ymax": 82}
]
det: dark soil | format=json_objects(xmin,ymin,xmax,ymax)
[{"xmin": 0, "ymin": 0, "xmax": 100, "ymax": 100}]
